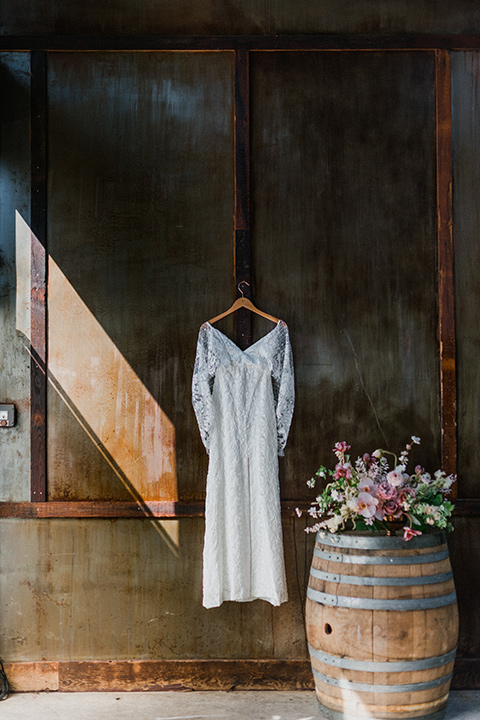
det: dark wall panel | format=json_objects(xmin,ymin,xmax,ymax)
[
  {"xmin": 452, "ymin": 51, "xmax": 480, "ymax": 498},
  {"xmin": 251, "ymin": 51, "xmax": 439, "ymax": 500},
  {"xmin": 47, "ymin": 52, "xmax": 234, "ymax": 502},
  {"xmin": 2, "ymin": 1, "xmax": 480, "ymax": 36},
  {"xmin": 449, "ymin": 517, "xmax": 480, "ymax": 662}
]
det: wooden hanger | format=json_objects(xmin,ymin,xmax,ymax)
[{"xmin": 208, "ymin": 282, "xmax": 279, "ymax": 325}]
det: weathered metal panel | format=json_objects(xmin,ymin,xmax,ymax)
[
  {"xmin": 2, "ymin": 1, "xmax": 480, "ymax": 36},
  {"xmin": 0, "ymin": 518, "xmax": 311, "ymax": 660},
  {"xmin": 251, "ymin": 51, "xmax": 439, "ymax": 499},
  {"xmin": 452, "ymin": 51, "xmax": 480, "ymax": 498},
  {"xmin": 0, "ymin": 53, "xmax": 31, "ymax": 501},
  {"xmin": 449, "ymin": 517, "xmax": 480, "ymax": 664},
  {"xmin": 47, "ymin": 52, "xmax": 234, "ymax": 501}
]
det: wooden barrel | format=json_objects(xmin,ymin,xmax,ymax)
[{"xmin": 305, "ymin": 531, "xmax": 458, "ymax": 720}]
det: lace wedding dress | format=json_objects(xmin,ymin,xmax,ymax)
[{"xmin": 192, "ymin": 320, "xmax": 295, "ymax": 608}]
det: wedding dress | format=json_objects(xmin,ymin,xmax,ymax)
[{"xmin": 192, "ymin": 320, "xmax": 294, "ymax": 608}]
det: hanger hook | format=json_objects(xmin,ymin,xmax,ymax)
[{"xmin": 238, "ymin": 280, "xmax": 250, "ymax": 297}]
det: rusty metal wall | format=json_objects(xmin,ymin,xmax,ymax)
[
  {"xmin": 1, "ymin": 1, "xmax": 480, "ymax": 36},
  {"xmin": 1, "ymin": 43, "xmax": 480, "ymax": 675},
  {"xmin": 0, "ymin": 517, "xmax": 311, "ymax": 660},
  {"xmin": 450, "ymin": 51, "xmax": 480, "ymax": 667},
  {"xmin": 452, "ymin": 51, "xmax": 480, "ymax": 499},
  {"xmin": 47, "ymin": 52, "xmax": 234, "ymax": 502},
  {"xmin": 0, "ymin": 53, "xmax": 31, "ymax": 501},
  {"xmin": 251, "ymin": 51, "xmax": 439, "ymax": 499}
]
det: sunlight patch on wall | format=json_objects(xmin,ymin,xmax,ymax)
[
  {"xmin": 48, "ymin": 254, "xmax": 177, "ymax": 503},
  {"xmin": 15, "ymin": 212, "xmax": 179, "ymax": 549}
]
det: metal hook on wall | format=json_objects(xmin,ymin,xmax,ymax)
[{"xmin": 237, "ymin": 280, "xmax": 250, "ymax": 296}]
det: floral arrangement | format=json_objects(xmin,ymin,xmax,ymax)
[{"xmin": 298, "ymin": 437, "xmax": 455, "ymax": 541}]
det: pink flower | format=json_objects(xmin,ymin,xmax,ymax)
[
  {"xmin": 386, "ymin": 468, "xmax": 406, "ymax": 487},
  {"xmin": 377, "ymin": 481, "xmax": 397, "ymax": 501},
  {"xmin": 333, "ymin": 442, "xmax": 351, "ymax": 453},
  {"xmin": 333, "ymin": 463, "xmax": 353, "ymax": 480},
  {"xmin": 362, "ymin": 453, "xmax": 376, "ymax": 468},
  {"xmin": 356, "ymin": 491, "xmax": 379, "ymax": 518},
  {"xmin": 357, "ymin": 476, "xmax": 376, "ymax": 494},
  {"xmin": 403, "ymin": 527, "xmax": 422, "ymax": 541},
  {"xmin": 383, "ymin": 499, "xmax": 402, "ymax": 518},
  {"xmin": 398, "ymin": 487, "xmax": 416, "ymax": 507}
]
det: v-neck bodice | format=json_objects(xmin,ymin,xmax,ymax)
[{"xmin": 206, "ymin": 320, "xmax": 281, "ymax": 357}]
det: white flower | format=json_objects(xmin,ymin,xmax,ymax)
[
  {"xmin": 387, "ymin": 468, "xmax": 406, "ymax": 487},
  {"xmin": 442, "ymin": 475, "xmax": 455, "ymax": 490},
  {"xmin": 411, "ymin": 436, "xmax": 421, "ymax": 445},
  {"xmin": 326, "ymin": 515, "xmax": 343, "ymax": 533}
]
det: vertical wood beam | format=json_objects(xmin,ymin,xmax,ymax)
[
  {"xmin": 234, "ymin": 49, "xmax": 252, "ymax": 350},
  {"xmin": 30, "ymin": 51, "xmax": 48, "ymax": 501},
  {"xmin": 435, "ymin": 49, "xmax": 457, "ymax": 491}
]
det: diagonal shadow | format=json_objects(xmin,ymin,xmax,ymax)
[{"xmin": 16, "ymin": 212, "xmax": 180, "ymax": 554}]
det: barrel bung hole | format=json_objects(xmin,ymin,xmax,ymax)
[{"xmin": 324, "ymin": 623, "xmax": 333, "ymax": 635}]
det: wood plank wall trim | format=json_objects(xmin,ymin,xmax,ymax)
[
  {"xmin": 234, "ymin": 49, "xmax": 252, "ymax": 350},
  {"xmin": 3, "ymin": 35, "xmax": 480, "ymax": 51},
  {"xmin": 3, "ymin": 658, "xmax": 476, "ymax": 692},
  {"xmin": 30, "ymin": 50, "xmax": 48, "ymax": 502},
  {"xmin": 435, "ymin": 49, "xmax": 457, "ymax": 488},
  {"xmin": 0, "ymin": 498, "xmax": 478, "ymax": 518},
  {"xmin": 4, "ymin": 659, "xmax": 314, "ymax": 692}
]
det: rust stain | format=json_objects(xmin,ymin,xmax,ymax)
[{"xmin": 48, "ymin": 258, "xmax": 177, "ymax": 502}]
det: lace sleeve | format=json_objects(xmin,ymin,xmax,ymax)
[
  {"xmin": 272, "ymin": 321, "xmax": 295, "ymax": 457},
  {"xmin": 192, "ymin": 323, "xmax": 217, "ymax": 454}
]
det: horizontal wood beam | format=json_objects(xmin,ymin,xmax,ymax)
[
  {"xmin": 4, "ymin": 659, "xmax": 313, "ymax": 692},
  {"xmin": 0, "ymin": 498, "xmax": 478, "ymax": 518},
  {"xmin": 0, "ymin": 500, "xmax": 206, "ymax": 518},
  {"xmin": 3, "ymin": 657, "xmax": 478, "ymax": 692},
  {"xmin": 3, "ymin": 34, "xmax": 480, "ymax": 52}
]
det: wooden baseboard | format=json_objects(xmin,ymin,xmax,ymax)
[
  {"xmin": 4, "ymin": 657, "xmax": 478, "ymax": 693},
  {"xmin": 3, "ymin": 662, "xmax": 60, "ymax": 692},
  {"xmin": 4, "ymin": 659, "xmax": 314, "ymax": 692}
]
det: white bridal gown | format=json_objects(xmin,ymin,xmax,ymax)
[{"xmin": 192, "ymin": 320, "xmax": 294, "ymax": 609}]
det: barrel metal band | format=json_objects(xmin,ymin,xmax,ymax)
[
  {"xmin": 307, "ymin": 585, "xmax": 457, "ymax": 610},
  {"xmin": 312, "ymin": 667, "xmax": 454, "ymax": 694},
  {"xmin": 309, "ymin": 566, "xmax": 453, "ymax": 587},
  {"xmin": 313, "ymin": 547, "xmax": 450, "ymax": 565},
  {"xmin": 316, "ymin": 531, "xmax": 446, "ymax": 550},
  {"xmin": 308, "ymin": 644, "xmax": 457, "ymax": 672}
]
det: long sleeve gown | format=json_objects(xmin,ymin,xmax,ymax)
[{"xmin": 192, "ymin": 319, "xmax": 294, "ymax": 609}]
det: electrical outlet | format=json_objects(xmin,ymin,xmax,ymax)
[{"xmin": 0, "ymin": 405, "xmax": 15, "ymax": 427}]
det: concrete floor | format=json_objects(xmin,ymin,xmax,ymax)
[{"xmin": 0, "ymin": 691, "xmax": 479, "ymax": 720}]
